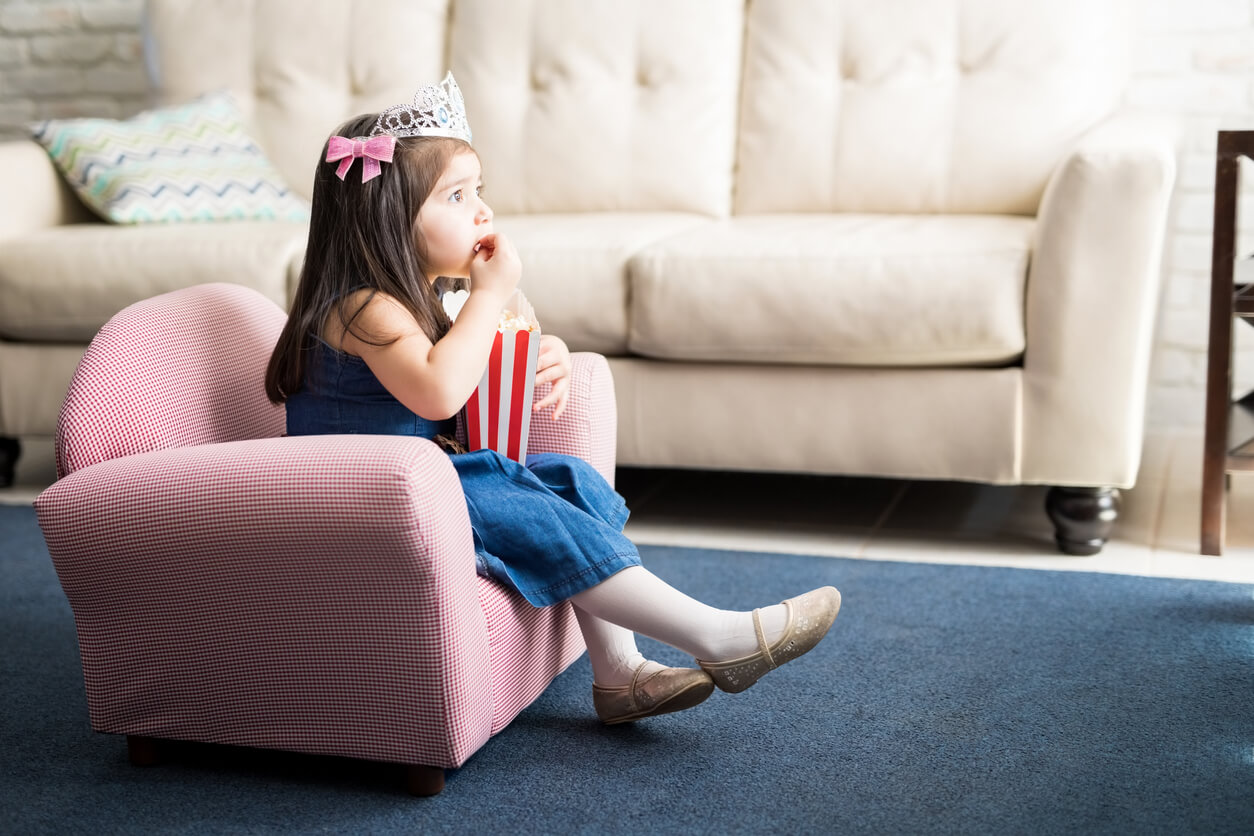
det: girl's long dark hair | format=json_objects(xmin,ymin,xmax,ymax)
[{"xmin": 265, "ymin": 114, "xmax": 470, "ymax": 404}]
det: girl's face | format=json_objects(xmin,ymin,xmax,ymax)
[{"xmin": 416, "ymin": 149, "xmax": 492, "ymax": 282}]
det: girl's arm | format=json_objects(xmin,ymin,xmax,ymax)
[{"xmin": 347, "ymin": 234, "xmax": 520, "ymax": 420}]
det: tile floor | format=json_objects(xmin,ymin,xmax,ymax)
[{"xmin": 5, "ymin": 431, "xmax": 1254, "ymax": 584}]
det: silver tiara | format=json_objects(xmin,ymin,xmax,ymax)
[{"xmin": 371, "ymin": 72, "xmax": 472, "ymax": 143}]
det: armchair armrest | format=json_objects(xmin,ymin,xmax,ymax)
[
  {"xmin": 0, "ymin": 140, "xmax": 94, "ymax": 239},
  {"xmin": 34, "ymin": 433, "xmax": 495, "ymax": 768},
  {"xmin": 1021, "ymin": 111, "xmax": 1178, "ymax": 487},
  {"xmin": 525, "ymin": 351, "xmax": 618, "ymax": 484}
]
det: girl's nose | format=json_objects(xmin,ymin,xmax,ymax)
[{"xmin": 476, "ymin": 199, "xmax": 493, "ymax": 224}]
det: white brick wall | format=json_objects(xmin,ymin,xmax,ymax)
[
  {"xmin": 0, "ymin": 0, "xmax": 1252, "ymax": 431},
  {"xmin": 1136, "ymin": 0, "xmax": 1254, "ymax": 428},
  {"xmin": 0, "ymin": 0, "xmax": 146, "ymax": 125}
]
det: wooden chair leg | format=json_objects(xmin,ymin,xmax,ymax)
[
  {"xmin": 1200, "ymin": 454, "xmax": 1227, "ymax": 556},
  {"xmin": 127, "ymin": 735, "xmax": 162, "ymax": 766},
  {"xmin": 406, "ymin": 764, "xmax": 445, "ymax": 796}
]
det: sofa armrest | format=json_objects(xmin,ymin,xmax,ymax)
[
  {"xmin": 34, "ymin": 433, "xmax": 495, "ymax": 767},
  {"xmin": 0, "ymin": 140, "xmax": 95, "ymax": 238},
  {"xmin": 1021, "ymin": 112, "xmax": 1178, "ymax": 487},
  {"xmin": 526, "ymin": 351, "xmax": 618, "ymax": 484}
]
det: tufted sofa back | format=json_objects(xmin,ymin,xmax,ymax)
[
  {"xmin": 143, "ymin": 0, "xmax": 450, "ymax": 209},
  {"xmin": 145, "ymin": 0, "xmax": 1130, "ymax": 217},
  {"xmin": 735, "ymin": 0, "xmax": 1132, "ymax": 215}
]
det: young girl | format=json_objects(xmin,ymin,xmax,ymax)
[{"xmin": 265, "ymin": 74, "xmax": 841, "ymax": 725}]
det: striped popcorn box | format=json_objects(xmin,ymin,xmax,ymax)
[{"xmin": 447, "ymin": 289, "xmax": 541, "ymax": 465}]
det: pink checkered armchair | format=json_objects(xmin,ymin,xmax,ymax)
[{"xmin": 33, "ymin": 282, "xmax": 612, "ymax": 795}]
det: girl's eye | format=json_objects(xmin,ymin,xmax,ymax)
[
  {"xmin": 476, "ymin": 185, "xmax": 484, "ymax": 197},
  {"xmin": 450, "ymin": 189, "xmax": 463, "ymax": 203}
]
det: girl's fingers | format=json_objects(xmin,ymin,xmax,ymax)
[
  {"xmin": 535, "ymin": 365, "xmax": 564, "ymax": 385},
  {"xmin": 534, "ymin": 355, "xmax": 571, "ymax": 383},
  {"xmin": 537, "ymin": 335, "xmax": 568, "ymax": 362},
  {"xmin": 473, "ymin": 234, "xmax": 496, "ymax": 260},
  {"xmin": 532, "ymin": 333, "xmax": 571, "ymax": 414},
  {"xmin": 533, "ymin": 379, "xmax": 569, "ymax": 416},
  {"xmin": 537, "ymin": 347, "xmax": 569, "ymax": 368},
  {"xmin": 550, "ymin": 380, "xmax": 569, "ymax": 419}
]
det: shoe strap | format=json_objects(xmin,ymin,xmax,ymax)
[
  {"xmin": 627, "ymin": 660, "xmax": 647, "ymax": 713},
  {"xmin": 752, "ymin": 608, "xmax": 776, "ymax": 670}
]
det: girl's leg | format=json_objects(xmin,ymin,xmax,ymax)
[
  {"xmin": 576, "ymin": 603, "xmax": 719, "ymax": 724},
  {"xmin": 572, "ymin": 605, "xmax": 656, "ymax": 687},
  {"xmin": 569, "ymin": 565, "xmax": 790, "ymax": 663}
]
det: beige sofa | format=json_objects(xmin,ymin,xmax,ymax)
[{"xmin": 0, "ymin": 0, "xmax": 1175, "ymax": 554}]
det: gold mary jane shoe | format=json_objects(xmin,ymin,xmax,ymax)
[
  {"xmin": 697, "ymin": 586, "xmax": 842, "ymax": 694},
  {"xmin": 592, "ymin": 663, "xmax": 716, "ymax": 725}
]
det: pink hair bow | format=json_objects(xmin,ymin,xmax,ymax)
[{"xmin": 325, "ymin": 135, "xmax": 396, "ymax": 183}]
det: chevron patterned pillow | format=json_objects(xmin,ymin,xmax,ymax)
[{"xmin": 31, "ymin": 93, "xmax": 311, "ymax": 224}]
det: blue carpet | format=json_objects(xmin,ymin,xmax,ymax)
[{"xmin": 3, "ymin": 502, "xmax": 1253, "ymax": 835}]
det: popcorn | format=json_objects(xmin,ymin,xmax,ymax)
[
  {"xmin": 459, "ymin": 289, "xmax": 541, "ymax": 464},
  {"xmin": 497, "ymin": 287, "xmax": 539, "ymax": 333},
  {"xmin": 498, "ymin": 311, "xmax": 537, "ymax": 332}
]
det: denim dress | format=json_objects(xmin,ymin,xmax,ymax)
[{"xmin": 285, "ymin": 338, "xmax": 642, "ymax": 607}]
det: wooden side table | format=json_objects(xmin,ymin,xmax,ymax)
[{"xmin": 1201, "ymin": 131, "xmax": 1254, "ymax": 555}]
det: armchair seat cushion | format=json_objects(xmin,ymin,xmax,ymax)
[
  {"xmin": 0, "ymin": 222, "xmax": 306, "ymax": 341},
  {"xmin": 627, "ymin": 214, "xmax": 1034, "ymax": 367}
]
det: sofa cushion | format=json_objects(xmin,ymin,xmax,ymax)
[
  {"xmin": 499, "ymin": 213, "xmax": 712, "ymax": 355},
  {"xmin": 30, "ymin": 93, "xmax": 311, "ymax": 224},
  {"xmin": 0, "ymin": 222, "xmax": 306, "ymax": 341},
  {"xmin": 608, "ymin": 357, "xmax": 1021, "ymax": 482},
  {"xmin": 735, "ymin": 0, "xmax": 1130, "ymax": 214},
  {"xmin": 628, "ymin": 214, "xmax": 1033, "ymax": 366}
]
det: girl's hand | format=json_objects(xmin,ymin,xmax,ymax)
[
  {"xmin": 533, "ymin": 334, "xmax": 571, "ymax": 420},
  {"xmin": 469, "ymin": 232, "xmax": 521, "ymax": 301}
]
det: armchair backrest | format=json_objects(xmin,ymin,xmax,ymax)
[{"xmin": 56, "ymin": 283, "xmax": 286, "ymax": 478}]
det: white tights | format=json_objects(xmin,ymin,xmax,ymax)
[{"xmin": 569, "ymin": 566, "xmax": 787, "ymax": 687}]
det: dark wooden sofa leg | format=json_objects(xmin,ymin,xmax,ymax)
[
  {"xmin": 0, "ymin": 437, "xmax": 20, "ymax": 488},
  {"xmin": 406, "ymin": 764, "xmax": 446, "ymax": 796},
  {"xmin": 127, "ymin": 735, "xmax": 162, "ymax": 766},
  {"xmin": 1045, "ymin": 487, "xmax": 1120, "ymax": 555}
]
